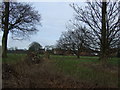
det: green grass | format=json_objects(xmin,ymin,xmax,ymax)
[
  {"xmin": 51, "ymin": 55, "xmax": 119, "ymax": 87},
  {"xmin": 2, "ymin": 53, "xmax": 26, "ymax": 64},
  {"xmin": 51, "ymin": 55, "xmax": 99, "ymax": 61},
  {"xmin": 51, "ymin": 55, "xmax": 119, "ymax": 65},
  {"xmin": 108, "ymin": 57, "xmax": 120, "ymax": 65}
]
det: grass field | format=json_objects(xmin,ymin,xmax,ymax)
[
  {"xmin": 51, "ymin": 55, "xmax": 119, "ymax": 66},
  {"xmin": 51, "ymin": 55, "xmax": 119, "ymax": 87},
  {"xmin": 50, "ymin": 55, "xmax": 119, "ymax": 87},
  {"xmin": 2, "ymin": 53, "xmax": 26, "ymax": 63},
  {"xmin": 2, "ymin": 53, "xmax": 120, "ymax": 88}
]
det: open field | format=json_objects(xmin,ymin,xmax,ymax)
[
  {"xmin": 2, "ymin": 54, "xmax": 120, "ymax": 88},
  {"xmin": 51, "ymin": 56, "xmax": 119, "ymax": 87},
  {"xmin": 3, "ymin": 54, "xmax": 119, "ymax": 65},
  {"xmin": 2, "ymin": 54, "xmax": 26, "ymax": 64},
  {"xmin": 51, "ymin": 55, "xmax": 119, "ymax": 65}
]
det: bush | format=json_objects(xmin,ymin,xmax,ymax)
[{"xmin": 26, "ymin": 52, "xmax": 41, "ymax": 64}]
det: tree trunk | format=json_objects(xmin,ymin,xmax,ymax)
[
  {"xmin": 100, "ymin": 1, "xmax": 108, "ymax": 61},
  {"xmin": 77, "ymin": 48, "xmax": 80, "ymax": 59},
  {"xmin": 2, "ymin": 31, "xmax": 9, "ymax": 58},
  {"xmin": 73, "ymin": 50, "xmax": 80, "ymax": 59},
  {"xmin": 2, "ymin": 2, "xmax": 9, "ymax": 58},
  {"xmin": 118, "ymin": 2, "xmax": 120, "ymax": 58},
  {"xmin": 77, "ymin": 54, "xmax": 80, "ymax": 58},
  {"xmin": 117, "ymin": 44, "xmax": 120, "ymax": 58}
]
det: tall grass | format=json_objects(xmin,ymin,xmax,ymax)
[{"xmin": 51, "ymin": 55, "xmax": 119, "ymax": 87}]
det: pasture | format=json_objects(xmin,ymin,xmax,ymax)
[{"xmin": 2, "ymin": 54, "xmax": 119, "ymax": 88}]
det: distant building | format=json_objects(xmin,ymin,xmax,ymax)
[
  {"xmin": 39, "ymin": 49, "xmax": 45, "ymax": 54},
  {"xmin": 53, "ymin": 48, "xmax": 97, "ymax": 56},
  {"xmin": 53, "ymin": 48, "xmax": 66, "ymax": 55}
]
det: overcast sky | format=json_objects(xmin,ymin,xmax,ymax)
[{"xmin": 0, "ymin": 2, "xmax": 85, "ymax": 49}]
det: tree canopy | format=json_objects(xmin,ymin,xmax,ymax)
[
  {"xmin": 28, "ymin": 42, "xmax": 42, "ymax": 52},
  {"xmin": 2, "ymin": 2, "xmax": 41, "ymax": 39}
]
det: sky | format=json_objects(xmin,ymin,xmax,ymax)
[{"xmin": 0, "ymin": 2, "xmax": 85, "ymax": 49}]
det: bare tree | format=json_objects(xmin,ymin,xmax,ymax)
[
  {"xmin": 57, "ymin": 26, "xmax": 87, "ymax": 58},
  {"xmin": 2, "ymin": 2, "xmax": 9, "ymax": 58},
  {"xmin": 70, "ymin": 0, "xmax": 120, "ymax": 60},
  {"xmin": 1, "ymin": 2, "xmax": 41, "ymax": 58}
]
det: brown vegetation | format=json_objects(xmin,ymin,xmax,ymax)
[{"xmin": 2, "ymin": 58, "xmax": 99, "ymax": 88}]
